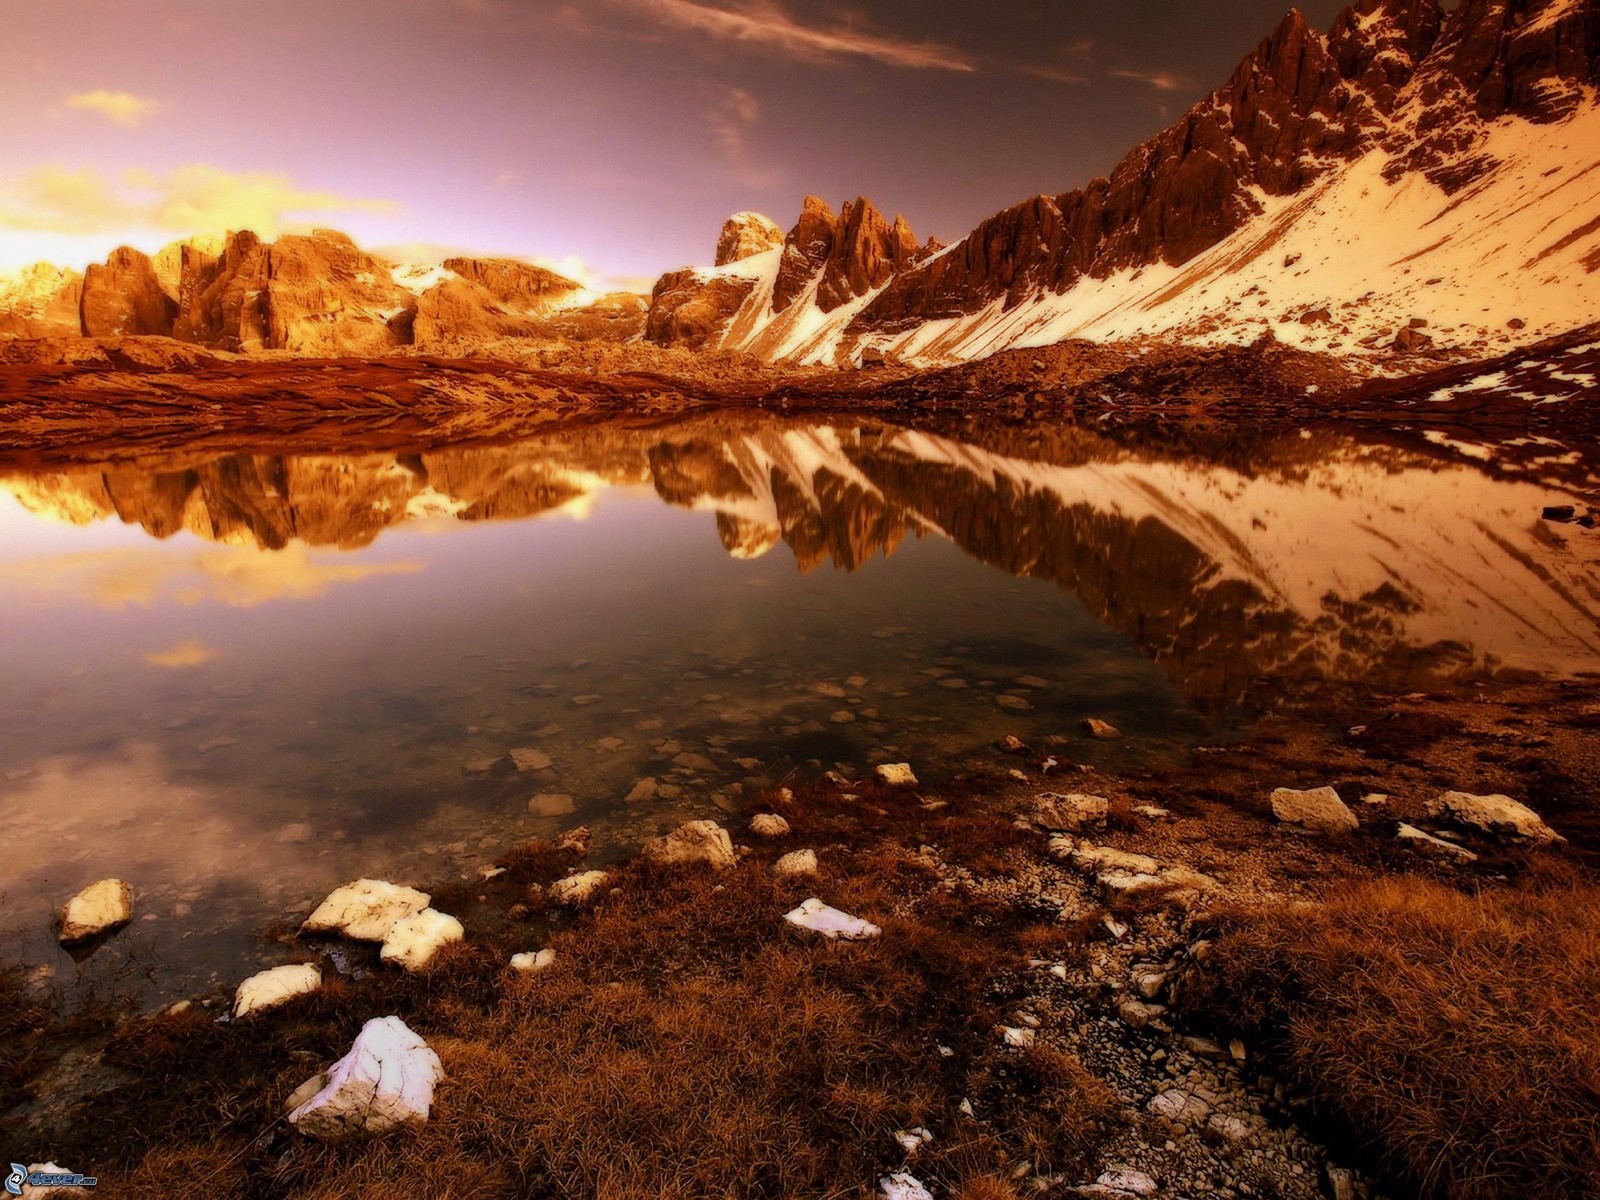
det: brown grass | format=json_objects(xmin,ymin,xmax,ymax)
[
  {"xmin": 1185, "ymin": 866, "xmax": 1600, "ymax": 1199},
  {"xmin": 45, "ymin": 848, "xmax": 1115, "ymax": 1200}
]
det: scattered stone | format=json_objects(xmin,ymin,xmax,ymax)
[
  {"xmin": 595, "ymin": 736, "xmax": 625, "ymax": 752},
  {"xmin": 1327, "ymin": 1166, "xmax": 1358, "ymax": 1200},
  {"xmin": 548, "ymin": 870, "xmax": 609, "ymax": 906},
  {"xmin": 1271, "ymin": 786, "xmax": 1358, "ymax": 834},
  {"xmin": 1147, "ymin": 1088, "xmax": 1211, "ymax": 1123},
  {"xmin": 880, "ymin": 1173, "xmax": 933, "ymax": 1200},
  {"xmin": 996, "ymin": 694, "xmax": 1032, "ymax": 711},
  {"xmin": 302, "ymin": 880, "xmax": 430, "ymax": 942},
  {"xmin": 462, "ymin": 758, "xmax": 500, "ymax": 776},
  {"xmin": 1000, "ymin": 1025, "xmax": 1036, "ymax": 1048},
  {"xmin": 999, "ymin": 735, "xmax": 1028, "ymax": 753},
  {"xmin": 830, "ymin": 709, "xmax": 856, "ymax": 724},
  {"xmin": 642, "ymin": 820, "xmax": 736, "ymax": 870},
  {"xmin": 510, "ymin": 948, "xmax": 556, "ymax": 973},
  {"xmin": 380, "ymin": 908, "xmax": 464, "ymax": 973},
  {"xmin": 509, "ymin": 747, "xmax": 553, "ymax": 772},
  {"xmin": 555, "ymin": 826, "xmax": 591, "ymax": 856},
  {"xmin": 875, "ymin": 762, "xmax": 918, "ymax": 788},
  {"xmin": 672, "ymin": 751, "xmax": 717, "ymax": 772},
  {"xmin": 784, "ymin": 898, "xmax": 880, "ymax": 940},
  {"xmin": 1031, "ymin": 792, "xmax": 1108, "ymax": 832},
  {"xmin": 1118, "ymin": 999, "xmax": 1167, "ymax": 1030},
  {"xmin": 749, "ymin": 813, "xmax": 791, "ymax": 838},
  {"xmin": 624, "ymin": 777, "xmax": 658, "ymax": 804},
  {"xmin": 1427, "ymin": 790, "xmax": 1563, "ymax": 843},
  {"xmin": 287, "ymin": 1016, "xmax": 444, "ymax": 1140},
  {"xmin": 1082, "ymin": 718, "xmax": 1121, "ymax": 739},
  {"xmin": 1361, "ymin": 792, "xmax": 1389, "ymax": 805},
  {"xmin": 57, "ymin": 878, "xmax": 133, "ymax": 946},
  {"xmin": 1132, "ymin": 804, "xmax": 1170, "ymax": 819},
  {"xmin": 774, "ymin": 849, "xmax": 819, "ymax": 879},
  {"xmin": 1068, "ymin": 843, "xmax": 1160, "ymax": 876},
  {"xmin": 893, "ymin": 1126, "xmax": 934, "ymax": 1155},
  {"xmin": 1087, "ymin": 1167, "xmax": 1159, "ymax": 1197},
  {"xmin": 1397, "ymin": 822, "xmax": 1479, "ymax": 860},
  {"xmin": 234, "ymin": 963, "xmax": 321, "ymax": 1019},
  {"xmin": 528, "ymin": 792, "xmax": 576, "ymax": 817},
  {"xmin": 1209, "ymin": 1113, "xmax": 1252, "ymax": 1141}
]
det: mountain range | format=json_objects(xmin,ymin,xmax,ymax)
[{"xmin": 1, "ymin": 0, "xmax": 1596, "ymax": 373}]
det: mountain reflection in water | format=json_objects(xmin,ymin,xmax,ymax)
[{"xmin": 0, "ymin": 411, "xmax": 1595, "ymax": 998}]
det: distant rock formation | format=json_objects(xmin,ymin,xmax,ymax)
[
  {"xmin": 0, "ymin": 264, "xmax": 84, "ymax": 338},
  {"xmin": 81, "ymin": 247, "xmax": 176, "ymax": 338},
  {"xmin": 714, "ymin": 212, "xmax": 783, "ymax": 266}
]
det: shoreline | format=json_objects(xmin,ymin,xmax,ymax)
[{"xmin": 6, "ymin": 669, "xmax": 1596, "ymax": 1198}]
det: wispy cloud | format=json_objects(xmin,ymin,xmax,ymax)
[
  {"xmin": 706, "ymin": 85, "xmax": 760, "ymax": 158},
  {"xmin": 0, "ymin": 163, "xmax": 398, "ymax": 240},
  {"xmin": 618, "ymin": 0, "xmax": 974, "ymax": 71},
  {"xmin": 1109, "ymin": 68, "xmax": 1190, "ymax": 93},
  {"xmin": 66, "ymin": 90, "xmax": 165, "ymax": 128},
  {"xmin": 142, "ymin": 639, "xmax": 218, "ymax": 668}
]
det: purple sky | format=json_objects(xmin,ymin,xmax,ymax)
[{"xmin": 1, "ymin": 0, "xmax": 1346, "ymax": 286}]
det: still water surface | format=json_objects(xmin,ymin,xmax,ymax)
[{"xmin": 1, "ymin": 412, "xmax": 1596, "ymax": 998}]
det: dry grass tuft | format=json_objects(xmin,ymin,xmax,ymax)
[{"xmin": 1186, "ymin": 865, "xmax": 1600, "ymax": 1199}]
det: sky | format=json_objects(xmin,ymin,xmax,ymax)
[{"xmin": 0, "ymin": 0, "xmax": 1349, "ymax": 288}]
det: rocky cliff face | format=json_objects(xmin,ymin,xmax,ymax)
[
  {"xmin": 81, "ymin": 247, "xmax": 177, "ymax": 338},
  {"xmin": 0, "ymin": 265, "xmax": 84, "ymax": 338},
  {"xmin": 715, "ymin": 212, "xmax": 784, "ymax": 266},
  {"xmin": 413, "ymin": 257, "xmax": 587, "ymax": 350},
  {"xmin": 646, "ymin": 0, "xmax": 1600, "ymax": 365}
]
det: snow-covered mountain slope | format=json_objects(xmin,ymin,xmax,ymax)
[{"xmin": 651, "ymin": 0, "xmax": 1600, "ymax": 370}]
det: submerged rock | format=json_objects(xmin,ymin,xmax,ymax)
[
  {"xmin": 287, "ymin": 1016, "xmax": 444, "ymax": 1140},
  {"xmin": 774, "ymin": 849, "xmax": 819, "ymax": 879},
  {"xmin": 302, "ymin": 879, "xmax": 431, "ymax": 942},
  {"xmin": 548, "ymin": 869, "xmax": 609, "ymax": 906},
  {"xmin": 641, "ymin": 820, "xmax": 736, "ymax": 870},
  {"xmin": 233, "ymin": 963, "xmax": 321, "ymax": 1019},
  {"xmin": 1271, "ymin": 786, "xmax": 1358, "ymax": 834},
  {"xmin": 380, "ymin": 908, "xmax": 464, "ymax": 973},
  {"xmin": 624, "ymin": 777, "xmax": 659, "ymax": 804},
  {"xmin": 1031, "ymin": 792, "xmax": 1108, "ymax": 832},
  {"xmin": 784, "ymin": 897, "xmax": 880, "ymax": 940},
  {"xmin": 1427, "ymin": 790, "xmax": 1563, "ymax": 843},
  {"xmin": 57, "ymin": 878, "xmax": 133, "ymax": 946},
  {"xmin": 528, "ymin": 792, "xmax": 576, "ymax": 817},
  {"xmin": 509, "ymin": 747, "xmax": 553, "ymax": 772}
]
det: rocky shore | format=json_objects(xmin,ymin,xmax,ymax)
[{"xmin": 5, "ymin": 668, "xmax": 1596, "ymax": 1200}]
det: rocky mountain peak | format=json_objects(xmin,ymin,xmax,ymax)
[
  {"xmin": 714, "ymin": 212, "xmax": 784, "ymax": 266},
  {"xmin": 81, "ymin": 246, "xmax": 176, "ymax": 338},
  {"xmin": 772, "ymin": 196, "xmax": 840, "ymax": 312}
]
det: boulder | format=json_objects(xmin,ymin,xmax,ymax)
[
  {"xmin": 1397, "ymin": 822, "xmax": 1478, "ymax": 860},
  {"xmin": 379, "ymin": 908, "xmax": 464, "ymax": 973},
  {"xmin": 548, "ymin": 869, "xmax": 609, "ymax": 906},
  {"xmin": 57, "ymin": 879, "xmax": 134, "ymax": 946},
  {"xmin": 641, "ymin": 820, "xmax": 736, "ymax": 870},
  {"xmin": 233, "ymin": 964, "xmax": 322, "ymax": 1019},
  {"xmin": 875, "ymin": 762, "xmax": 918, "ymax": 788},
  {"xmin": 1426, "ymin": 791, "xmax": 1563, "ymax": 843},
  {"xmin": 784, "ymin": 898, "xmax": 880, "ymax": 940},
  {"xmin": 749, "ymin": 812, "xmax": 791, "ymax": 838},
  {"xmin": 1271, "ymin": 786, "xmax": 1358, "ymax": 834},
  {"xmin": 301, "ymin": 880, "xmax": 431, "ymax": 942},
  {"xmin": 1030, "ymin": 792, "xmax": 1108, "ymax": 832},
  {"xmin": 773, "ymin": 849, "xmax": 819, "ymax": 879},
  {"xmin": 287, "ymin": 1016, "xmax": 444, "ymax": 1140}
]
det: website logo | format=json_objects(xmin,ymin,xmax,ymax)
[{"xmin": 5, "ymin": 1164, "xmax": 97, "ymax": 1195}]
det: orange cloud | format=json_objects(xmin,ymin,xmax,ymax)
[
  {"xmin": 66, "ymin": 90, "xmax": 164, "ymax": 127},
  {"xmin": 142, "ymin": 638, "xmax": 219, "ymax": 668}
]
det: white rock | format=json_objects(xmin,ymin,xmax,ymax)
[
  {"xmin": 301, "ymin": 879, "xmax": 430, "ymax": 942},
  {"xmin": 510, "ymin": 948, "xmax": 556, "ymax": 973},
  {"xmin": 1271, "ymin": 786, "xmax": 1358, "ymax": 835},
  {"xmin": 642, "ymin": 820, "xmax": 736, "ymax": 870},
  {"xmin": 1092, "ymin": 1166, "xmax": 1159, "ymax": 1196},
  {"xmin": 1397, "ymin": 822, "xmax": 1478, "ymax": 860},
  {"xmin": 1031, "ymin": 792, "xmax": 1109, "ymax": 832},
  {"xmin": 1147, "ymin": 1088, "xmax": 1211, "ymax": 1123},
  {"xmin": 548, "ymin": 869, "xmax": 609, "ymax": 906},
  {"xmin": 875, "ymin": 762, "xmax": 918, "ymax": 788},
  {"xmin": 380, "ymin": 908, "xmax": 463, "ymax": 973},
  {"xmin": 233, "ymin": 964, "xmax": 321, "ymax": 1019},
  {"xmin": 880, "ymin": 1172, "xmax": 933, "ymax": 1200},
  {"xmin": 57, "ymin": 878, "xmax": 133, "ymax": 945},
  {"xmin": 784, "ymin": 897, "xmax": 880, "ymax": 940},
  {"xmin": 287, "ymin": 1016, "xmax": 444, "ymax": 1140},
  {"xmin": 1000, "ymin": 1025, "xmax": 1036, "ymax": 1048},
  {"xmin": 749, "ymin": 812, "xmax": 791, "ymax": 838},
  {"xmin": 893, "ymin": 1126, "xmax": 933, "ymax": 1154},
  {"xmin": 1071, "ymin": 844, "xmax": 1160, "ymax": 875},
  {"xmin": 773, "ymin": 848, "xmax": 819, "ymax": 878},
  {"xmin": 1427, "ymin": 791, "xmax": 1563, "ymax": 843}
]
